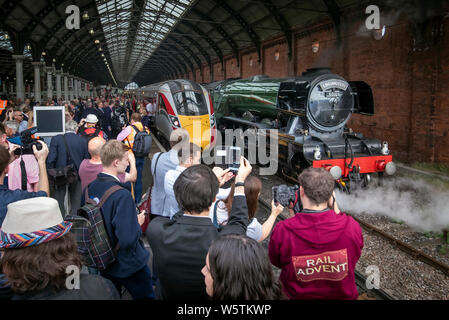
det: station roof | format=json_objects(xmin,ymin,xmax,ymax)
[{"xmin": 0, "ymin": 0, "xmax": 445, "ymax": 88}]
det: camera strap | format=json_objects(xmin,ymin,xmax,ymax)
[{"xmin": 20, "ymin": 157, "xmax": 27, "ymax": 191}]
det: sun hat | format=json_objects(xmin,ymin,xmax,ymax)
[
  {"xmin": 85, "ymin": 114, "xmax": 99, "ymax": 123},
  {"xmin": 0, "ymin": 197, "xmax": 72, "ymax": 249}
]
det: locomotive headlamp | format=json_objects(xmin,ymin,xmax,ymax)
[
  {"xmin": 381, "ymin": 141, "xmax": 389, "ymax": 155},
  {"xmin": 313, "ymin": 146, "xmax": 321, "ymax": 160},
  {"xmin": 169, "ymin": 115, "xmax": 180, "ymax": 127}
]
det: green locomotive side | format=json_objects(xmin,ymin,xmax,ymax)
[{"xmin": 214, "ymin": 77, "xmax": 288, "ymax": 124}]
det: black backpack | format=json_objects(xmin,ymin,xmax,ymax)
[
  {"xmin": 80, "ymin": 127, "xmax": 101, "ymax": 141},
  {"xmin": 129, "ymin": 125, "xmax": 152, "ymax": 157}
]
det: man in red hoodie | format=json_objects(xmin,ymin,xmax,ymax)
[{"xmin": 268, "ymin": 167, "xmax": 363, "ymax": 300}]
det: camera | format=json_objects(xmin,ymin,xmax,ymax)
[
  {"xmin": 272, "ymin": 184, "xmax": 303, "ymax": 213},
  {"xmin": 14, "ymin": 127, "xmax": 42, "ymax": 156}
]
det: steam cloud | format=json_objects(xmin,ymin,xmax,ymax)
[{"xmin": 335, "ymin": 177, "xmax": 449, "ymax": 232}]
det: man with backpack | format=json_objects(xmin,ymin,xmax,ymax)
[
  {"xmin": 79, "ymin": 139, "xmax": 153, "ymax": 300},
  {"xmin": 117, "ymin": 113, "xmax": 151, "ymax": 204},
  {"xmin": 47, "ymin": 120, "xmax": 89, "ymax": 216}
]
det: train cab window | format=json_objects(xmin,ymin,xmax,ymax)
[
  {"xmin": 158, "ymin": 94, "xmax": 167, "ymax": 111},
  {"xmin": 173, "ymin": 91, "xmax": 208, "ymax": 116}
]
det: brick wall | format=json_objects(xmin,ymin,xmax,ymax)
[{"xmin": 175, "ymin": 13, "xmax": 448, "ymax": 164}]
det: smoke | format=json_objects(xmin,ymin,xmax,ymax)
[
  {"xmin": 356, "ymin": 1, "xmax": 449, "ymax": 38},
  {"xmin": 356, "ymin": 8, "xmax": 403, "ymax": 38},
  {"xmin": 335, "ymin": 177, "xmax": 449, "ymax": 232}
]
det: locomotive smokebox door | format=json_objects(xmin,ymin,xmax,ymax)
[{"xmin": 349, "ymin": 81, "xmax": 374, "ymax": 115}]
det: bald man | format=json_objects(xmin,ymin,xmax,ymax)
[{"xmin": 78, "ymin": 137, "xmax": 137, "ymax": 192}]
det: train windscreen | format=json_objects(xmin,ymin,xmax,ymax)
[{"xmin": 173, "ymin": 91, "xmax": 208, "ymax": 116}]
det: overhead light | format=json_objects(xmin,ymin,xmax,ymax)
[
  {"xmin": 372, "ymin": 25, "xmax": 386, "ymax": 40},
  {"xmin": 312, "ymin": 40, "xmax": 320, "ymax": 53},
  {"xmin": 94, "ymin": 39, "xmax": 100, "ymax": 44},
  {"xmin": 53, "ymin": 58, "xmax": 56, "ymax": 62},
  {"xmin": 82, "ymin": 12, "xmax": 89, "ymax": 20},
  {"xmin": 101, "ymin": 54, "xmax": 104, "ymax": 57},
  {"xmin": 42, "ymin": 51, "xmax": 46, "ymax": 56},
  {"xmin": 98, "ymin": 47, "xmax": 102, "ymax": 52},
  {"xmin": 25, "ymin": 44, "xmax": 31, "ymax": 51}
]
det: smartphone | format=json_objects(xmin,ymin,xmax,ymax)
[
  {"xmin": 272, "ymin": 186, "xmax": 279, "ymax": 206},
  {"xmin": 227, "ymin": 146, "xmax": 241, "ymax": 174}
]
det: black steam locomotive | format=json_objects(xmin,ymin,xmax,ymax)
[{"xmin": 213, "ymin": 68, "xmax": 396, "ymax": 190}]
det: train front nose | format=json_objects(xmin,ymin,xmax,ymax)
[{"xmin": 178, "ymin": 114, "xmax": 212, "ymax": 150}]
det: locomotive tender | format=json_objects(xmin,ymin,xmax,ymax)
[{"xmin": 213, "ymin": 68, "xmax": 396, "ymax": 189}]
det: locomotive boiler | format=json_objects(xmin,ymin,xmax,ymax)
[{"xmin": 214, "ymin": 68, "xmax": 396, "ymax": 190}]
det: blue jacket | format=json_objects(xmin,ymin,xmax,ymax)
[
  {"xmin": 101, "ymin": 107, "xmax": 112, "ymax": 133},
  {"xmin": 0, "ymin": 185, "xmax": 47, "ymax": 227},
  {"xmin": 47, "ymin": 132, "xmax": 89, "ymax": 171},
  {"xmin": 81, "ymin": 173, "xmax": 149, "ymax": 278}
]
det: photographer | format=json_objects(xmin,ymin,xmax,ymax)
[
  {"xmin": 147, "ymin": 157, "xmax": 252, "ymax": 300},
  {"xmin": 268, "ymin": 167, "xmax": 363, "ymax": 300},
  {"xmin": 48, "ymin": 120, "xmax": 89, "ymax": 216},
  {"xmin": 0, "ymin": 140, "xmax": 49, "ymax": 226}
]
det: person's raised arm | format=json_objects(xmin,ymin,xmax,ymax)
[
  {"xmin": 259, "ymin": 200, "xmax": 284, "ymax": 242},
  {"xmin": 33, "ymin": 141, "xmax": 49, "ymax": 196},
  {"xmin": 221, "ymin": 156, "xmax": 252, "ymax": 235}
]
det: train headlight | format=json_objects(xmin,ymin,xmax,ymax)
[
  {"xmin": 210, "ymin": 114, "xmax": 215, "ymax": 127},
  {"xmin": 313, "ymin": 146, "xmax": 321, "ymax": 160},
  {"xmin": 381, "ymin": 141, "xmax": 389, "ymax": 155},
  {"xmin": 169, "ymin": 115, "xmax": 180, "ymax": 128}
]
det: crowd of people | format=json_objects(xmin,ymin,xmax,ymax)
[{"xmin": 0, "ymin": 95, "xmax": 364, "ymax": 300}]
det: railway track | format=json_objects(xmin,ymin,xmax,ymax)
[
  {"xmin": 253, "ymin": 162, "xmax": 449, "ymax": 278},
  {"xmin": 152, "ymin": 134, "xmax": 449, "ymax": 299}
]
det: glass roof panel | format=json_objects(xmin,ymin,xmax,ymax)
[{"xmin": 96, "ymin": 0, "xmax": 192, "ymax": 85}]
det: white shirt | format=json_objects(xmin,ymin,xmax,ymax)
[
  {"xmin": 146, "ymin": 102, "xmax": 157, "ymax": 115},
  {"xmin": 163, "ymin": 165, "xmax": 186, "ymax": 218},
  {"xmin": 246, "ymin": 218, "xmax": 263, "ymax": 241},
  {"xmin": 150, "ymin": 150, "xmax": 179, "ymax": 216}
]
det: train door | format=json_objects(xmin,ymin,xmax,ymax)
[{"xmin": 155, "ymin": 93, "xmax": 172, "ymax": 141}]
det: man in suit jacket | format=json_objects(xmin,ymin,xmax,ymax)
[
  {"xmin": 47, "ymin": 120, "xmax": 89, "ymax": 216},
  {"xmin": 147, "ymin": 157, "xmax": 252, "ymax": 300}
]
